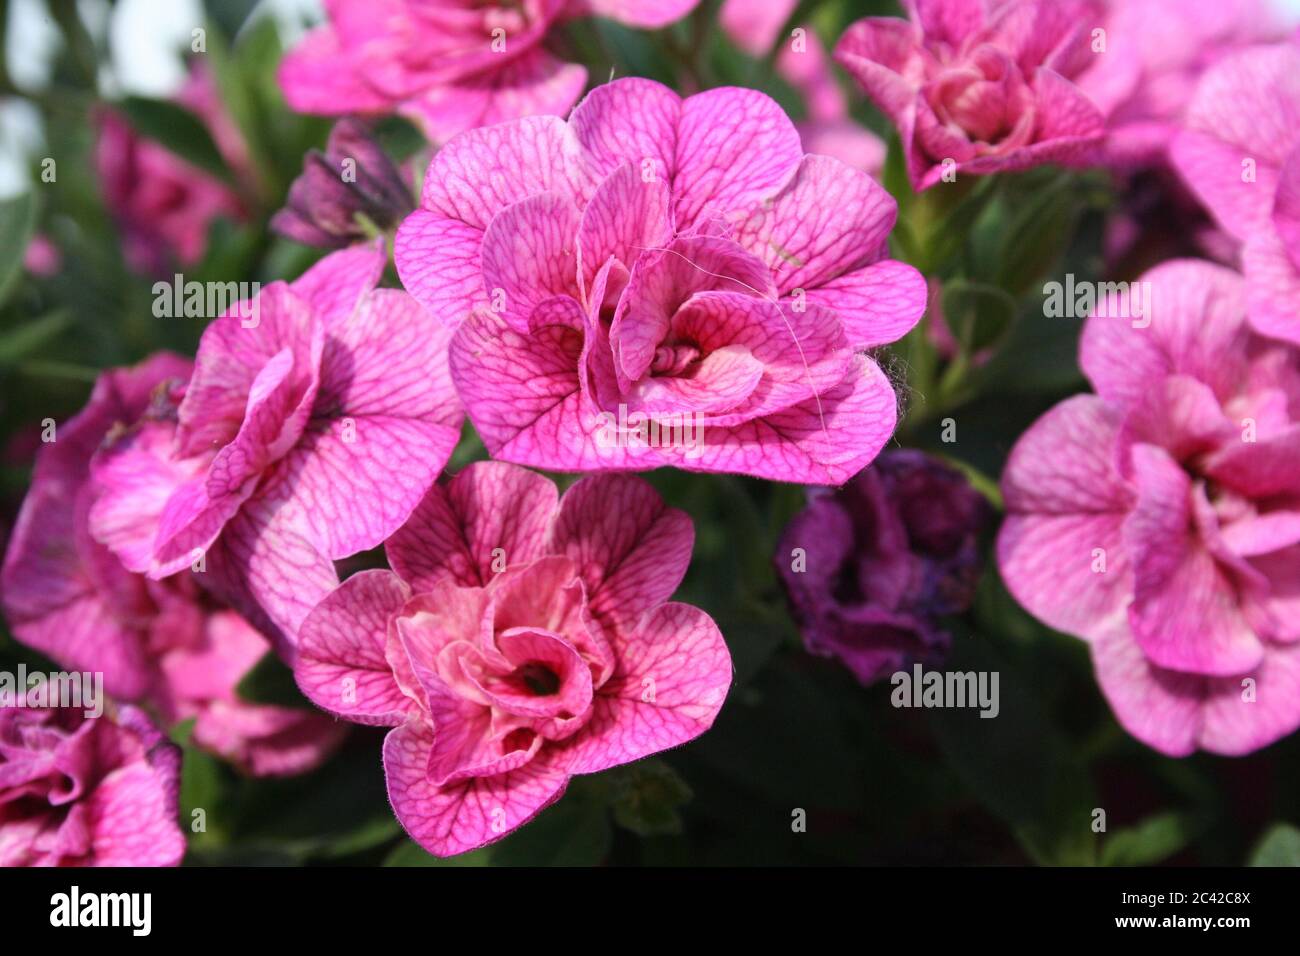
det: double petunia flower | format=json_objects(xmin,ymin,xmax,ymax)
[
  {"xmin": 295, "ymin": 462, "xmax": 732, "ymax": 856},
  {"xmin": 395, "ymin": 77, "xmax": 926, "ymax": 483}
]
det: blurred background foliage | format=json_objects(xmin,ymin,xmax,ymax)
[{"xmin": 0, "ymin": 0, "xmax": 1297, "ymax": 867}]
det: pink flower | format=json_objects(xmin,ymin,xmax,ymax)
[
  {"xmin": 394, "ymin": 78, "xmax": 925, "ymax": 483},
  {"xmin": 295, "ymin": 461, "xmax": 732, "ymax": 857},
  {"xmin": 278, "ymin": 0, "xmax": 700, "ymax": 144},
  {"xmin": 833, "ymin": 0, "xmax": 1107, "ymax": 190},
  {"xmin": 998, "ymin": 261, "xmax": 1300, "ymax": 756},
  {"xmin": 1171, "ymin": 40, "xmax": 1300, "ymax": 346},
  {"xmin": 720, "ymin": 0, "xmax": 885, "ymax": 176},
  {"xmin": 0, "ymin": 704, "xmax": 184, "ymax": 867},
  {"xmin": 23, "ymin": 234, "xmax": 61, "ymax": 277},
  {"xmin": 96, "ymin": 66, "xmax": 247, "ymax": 276},
  {"xmin": 1077, "ymin": 0, "xmax": 1285, "ymax": 169},
  {"xmin": 84, "ymin": 244, "xmax": 464, "ymax": 655},
  {"xmin": 0, "ymin": 354, "xmax": 346, "ymax": 776}
]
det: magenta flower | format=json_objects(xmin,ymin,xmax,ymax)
[
  {"xmin": 294, "ymin": 461, "xmax": 732, "ymax": 857},
  {"xmin": 1171, "ymin": 40, "xmax": 1300, "ymax": 346},
  {"xmin": 998, "ymin": 261, "xmax": 1300, "ymax": 756},
  {"xmin": 0, "ymin": 354, "xmax": 346, "ymax": 776},
  {"xmin": 271, "ymin": 119, "xmax": 415, "ymax": 249},
  {"xmin": 23, "ymin": 234, "xmax": 61, "ymax": 277},
  {"xmin": 85, "ymin": 245, "xmax": 464, "ymax": 654},
  {"xmin": 720, "ymin": 0, "xmax": 885, "ymax": 176},
  {"xmin": 278, "ymin": 0, "xmax": 700, "ymax": 144},
  {"xmin": 1077, "ymin": 0, "xmax": 1285, "ymax": 169},
  {"xmin": 776, "ymin": 450, "xmax": 991, "ymax": 685},
  {"xmin": 833, "ymin": 0, "xmax": 1107, "ymax": 190},
  {"xmin": 96, "ymin": 66, "xmax": 247, "ymax": 276},
  {"xmin": 394, "ymin": 77, "xmax": 925, "ymax": 483},
  {"xmin": 0, "ymin": 705, "xmax": 184, "ymax": 867}
]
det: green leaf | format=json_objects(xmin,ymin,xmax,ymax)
[
  {"xmin": 117, "ymin": 97, "xmax": 232, "ymax": 184},
  {"xmin": 881, "ymin": 133, "xmax": 913, "ymax": 213},
  {"xmin": 0, "ymin": 311, "xmax": 71, "ymax": 367},
  {"xmin": 894, "ymin": 175, "xmax": 995, "ymax": 275},
  {"xmin": 1101, "ymin": 812, "xmax": 1202, "ymax": 867},
  {"xmin": 609, "ymin": 759, "xmax": 693, "ymax": 837},
  {"xmin": 234, "ymin": 652, "xmax": 310, "ymax": 709},
  {"xmin": 993, "ymin": 173, "xmax": 1088, "ymax": 295},
  {"xmin": 170, "ymin": 719, "xmax": 228, "ymax": 850},
  {"xmin": 0, "ymin": 192, "xmax": 36, "ymax": 306},
  {"xmin": 940, "ymin": 279, "xmax": 1017, "ymax": 354},
  {"xmin": 977, "ymin": 300, "xmax": 1086, "ymax": 394},
  {"xmin": 221, "ymin": 735, "xmax": 398, "ymax": 860},
  {"xmin": 373, "ymin": 115, "xmax": 427, "ymax": 164},
  {"xmin": 926, "ymin": 633, "xmax": 1098, "ymax": 865},
  {"xmin": 1249, "ymin": 823, "xmax": 1300, "ymax": 866}
]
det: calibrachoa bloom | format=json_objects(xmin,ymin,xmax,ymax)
[
  {"xmin": 86, "ymin": 243, "xmax": 464, "ymax": 654},
  {"xmin": 999, "ymin": 260, "xmax": 1300, "ymax": 756},
  {"xmin": 776, "ymin": 450, "xmax": 991, "ymax": 685},
  {"xmin": 833, "ymin": 0, "xmax": 1107, "ymax": 190},
  {"xmin": 0, "ymin": 704, "xmax": 184, "ymax": 867},
  {"xmin": 295, "ymin": 462, "xmax": 732, "ymax": 856},
  {"xmin": 1171, "ymin": 40, "xmax": 1300, "ymax": 346},
  {"xmin": 96, "ymin": 65, "xmax": 247, "ymax": 275},
  {"xmin": 272, "ymin": 119, "xmax": 415, "ymax": 249},
  {"xmin": 720, "ymin": 0, "xmax": 885, "ymax": 175},
  {"xmin": 0, "ymin": 354, "xmax": 345, "ymax": 776},
  {"xmin": 1079, "ymin": 0, "xmax": 1284, "ymax": 169},
  {"xmin": 278, "ymin": 0, "xmax": 700, "ymax": 143},
  {"xmin": 395, "ymin": 77, "xmax": 926, "ymax": 483}
]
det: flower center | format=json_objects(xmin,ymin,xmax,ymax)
[
  {"xmin": 651, "ymin": 343, "xmax": 700, "ymax": 376},
  {"xmin": 519, "ymin": 662, "xmax": 561, "ymax": 696}
]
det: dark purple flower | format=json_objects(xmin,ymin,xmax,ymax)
[
  {"xmin": 775, "ymin": 450, "xmax": 992, "ymax": 685},
  {"xmin": 272, "ymin": 119, "xmax": 413, "ymax": 248}
]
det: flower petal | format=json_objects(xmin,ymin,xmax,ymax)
[
  {"xmin": 382, "ymin": 720, "xmax": 568, "ymax": 857},
  {"xmin": 549, "ymin": 474, "xmax": 694, "ymax": 626},
  {"xmin": 388, "ymin": 461, "xmax": 560, "ymax": 590},
  {"xmin": 554, "ymin": 602, "xmax": 731, "ymax": 774},
  {"xmin": 296, "ymin": 569, "xmax": 412, "ymax": 724}
]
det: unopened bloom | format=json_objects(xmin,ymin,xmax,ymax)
[
  {"xmin": 776, "ymin": 450, "xmax": 991, "ymax": 685},
  {"xmin": 1171, "ymin": 40, "xmax": 1300, "ymax": 345},
  {"xmin": 295, "ymin": 461, "xmax": 732, "ymax": 856},
  {"xmin": 0, "ymin": 354, "xmax": 346, "ymax": 776},
  {"xmin": 834, "ymin": 0, "xmax": 1107, "ymax": 190},
  {"xmin": 272, "ymin": 119, "xmax": 414, "ymax": 248},
  {"xmin": 86, "ymin": 245, "xmax": 464, "ymax": 654},
  {"xmin": 999, "ymin": 261, "xmax": 1300, "ymax": 756},
  {"xmin": 0, "ymin": 704, "xmax": 184, "ymax": 866},
  {"xmin": 279, "ymin": 0, "xmax": 700, "ymax": 143},
  {"xmin": 395, "ymin": 77, "xmax": 925, "ymax": 483}
]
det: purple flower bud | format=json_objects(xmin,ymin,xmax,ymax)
[
  {"xmin": 272, "ymin": 119, "xmax": 414, "ymax": 248},
  {"xmin": 775, "ymin": 450, "xmax": 993, "ymax": 686}
]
